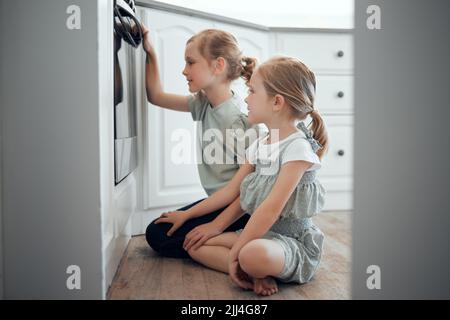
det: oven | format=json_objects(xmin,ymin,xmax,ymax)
[{"xmin": 113, "ymin": 0, "xmax": 143, "ymax": 184}]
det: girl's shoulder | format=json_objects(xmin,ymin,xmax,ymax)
[
  {"xmin": 282, "ymin": 132, "xmax": 312, "ymax": 151},
  {"xmin": 280, "ymin": 133, "xmax": 322, "ymax": 170},
  {"xmin": 188, "ymin": 90, "xmax": 207, "ymax": 102}
]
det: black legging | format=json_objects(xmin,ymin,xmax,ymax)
[{"xmin": 145, "ymin": 198, "xmax": 250, "ymax": 259}]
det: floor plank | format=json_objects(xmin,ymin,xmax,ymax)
[{"xmin": 108, "ymin": 211, "xmax": 351, "ymax": 300}]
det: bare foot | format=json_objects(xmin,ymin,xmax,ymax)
[{"xmin": 253, "ymin": 277, "xmax": 278, "ymax": 296}]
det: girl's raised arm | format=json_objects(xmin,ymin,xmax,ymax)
[{"xmin": 142, "ymin": 25, "xmax": 190, "ymax": 112}]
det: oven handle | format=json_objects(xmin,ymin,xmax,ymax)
[{"xmin": 114, "ymin": 5, "xmax": 143, "ymax": 48}]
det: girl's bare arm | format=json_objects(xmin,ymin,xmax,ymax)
[
  {"xmin": 182, "ymin": 195, "xmax": 247, "ymax": 251},
  {"xmin": 212, "ymin": 195, "xmax": 246, "ymax": 232},
  {"xmin": 143, "ymin": 26, "xmax": 190, "ymax": 112}
]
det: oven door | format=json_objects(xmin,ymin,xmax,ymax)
[{"xmin": 114, "ymin": 30, "xmax": 138, "ymax": 185}]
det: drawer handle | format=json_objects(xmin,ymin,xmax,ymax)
[
  {"xmin": 337, "ymin": 50, "xmax": 344, "ymax": 58},
  {"xmin": 337, "ymin": 149, "xmax": 345, "ymax": 156},
  {"xmin": 337, "ymin": 91, "xmax": 344, "ymax": 98}
]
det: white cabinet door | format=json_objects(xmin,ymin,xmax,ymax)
[
  {"xmin": 138, "ymin": 9, "xmax": 212, "ymax": 208},
  {"xmin": 315, "ymin": 75, "xmax": 354, "ymax": 115},
  {"xmin": 273, "ymin": 32, "xmax": 354, "ymax": 74},
  {"xmin": 317, "ymin": 115, "xmax": 353, "ymax": 210}
]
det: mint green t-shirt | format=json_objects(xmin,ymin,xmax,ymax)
[{"xmin": 188, "ymin": 91, "xmax": 256, "ymax": 196}]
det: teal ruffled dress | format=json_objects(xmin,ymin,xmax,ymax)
[{"xmin": 238, "ymin": 122, "xmax": 326, "ymax": 284}]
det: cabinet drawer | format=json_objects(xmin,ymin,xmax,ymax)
[
  {"xmin": 315, "ymin": 116, "xmax": 353, "ymax": 191},
  {"xmin": 315, "ymin": 75, "xmax": 353, "ymax": 114},
  {"xmin": 276, "ymin": 33, "xmax": 353, "ymax": 72}
]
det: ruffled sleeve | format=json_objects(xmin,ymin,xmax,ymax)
[{"xmin": 281, "ymin": 138, "xmax": 321, "ymax": 171}]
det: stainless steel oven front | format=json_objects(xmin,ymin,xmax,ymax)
[{"xmin": 113, "ymin": 0, "xmax": 142, "ymax": 185}]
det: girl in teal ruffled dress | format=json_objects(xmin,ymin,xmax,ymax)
[{"xmin": 158, "ymin": 56, "xmax": 329, "ymax": 296}]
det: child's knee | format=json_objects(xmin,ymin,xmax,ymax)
[
  {"xmin": 238, "ymin": 240, "xmax": 272, "ymax": 275},
  {"xmin": 145, "ymin": 219, "xmax": 168, "ymax": 251},
  {"xmin": 187, "ymin": 246, "xmax": 204, "ymax": 260}
]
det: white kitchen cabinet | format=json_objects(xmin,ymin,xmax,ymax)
[
  {"xmin": 317, "ymin": 115, "xmax": 353, "ymax": 210},
  {"xmin": 315, "ymin": 75, "xmax": 354, "ymax": 114},
  {"xmin": 273, "ymin": 32, "xmax": 353, "ymax": 74}
]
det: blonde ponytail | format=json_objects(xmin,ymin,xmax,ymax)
[
  {"xmin": 240, "ymin": 56, "xmax": 257, "ymax": 85},
  {"xmin": 309, "ymin": 110, "xmax": 328, "ymax": 160}
]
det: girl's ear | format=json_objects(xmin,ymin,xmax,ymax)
[
  {"xmin": 272, "ymin": 94, "xmax": 285, "ymax": 112},
  {"xmin": 213, "ymin": 57, "xmax": 226, "ymax": 75}
]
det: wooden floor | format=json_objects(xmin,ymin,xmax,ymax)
[{"xmin": 107, "ymin": 211, "xmax": 351, "ymax": 300}]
